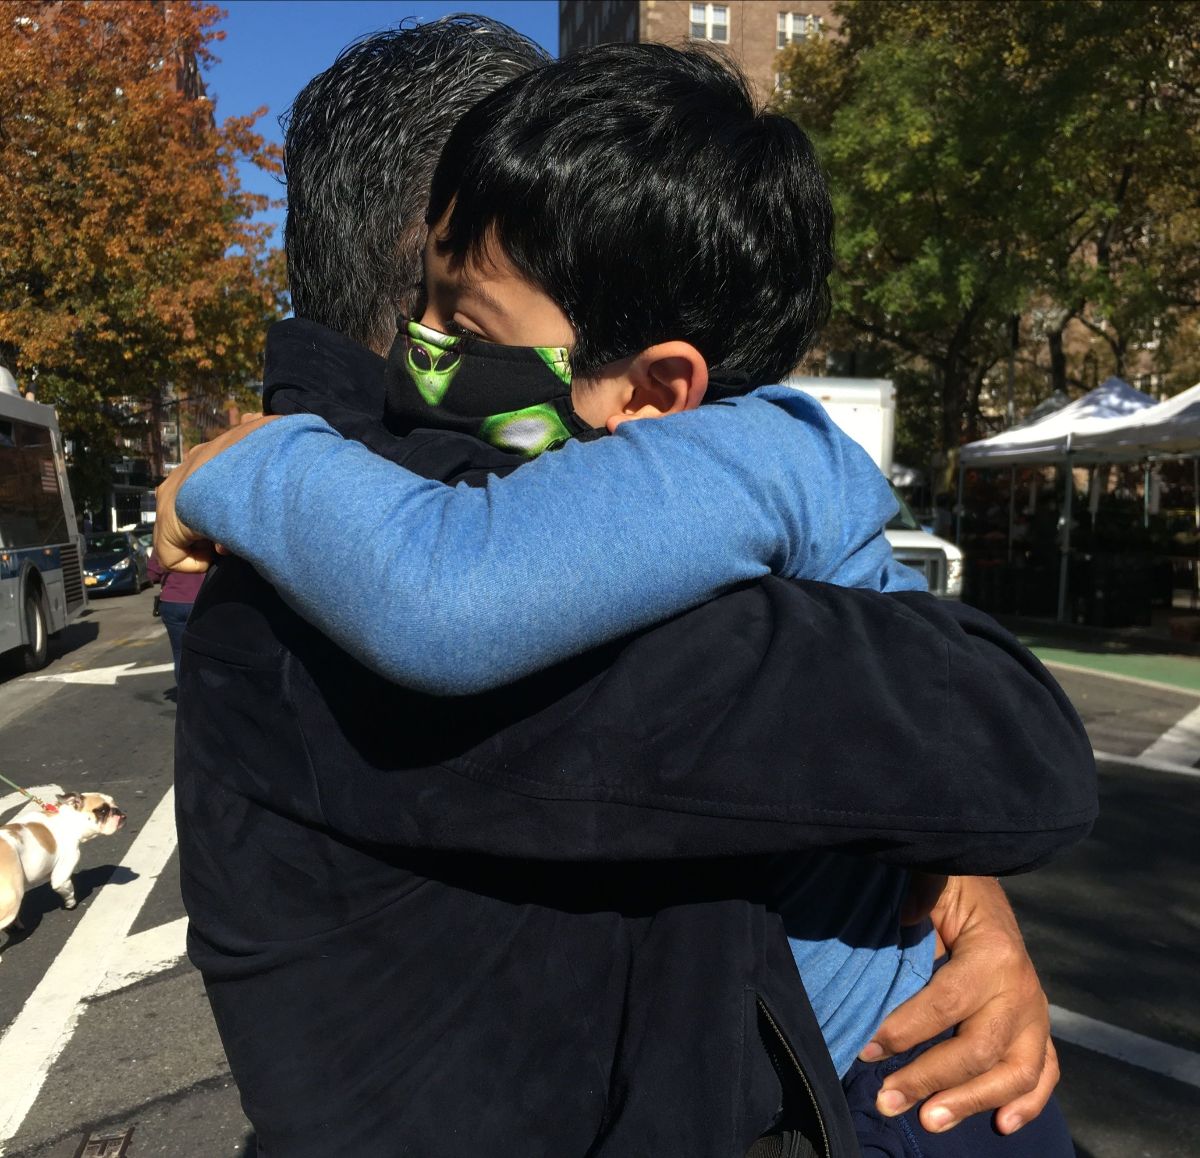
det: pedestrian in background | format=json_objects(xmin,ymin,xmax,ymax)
[{"xmin": 147, "ymin": 551, "xmax": 202, "ymax": 684}]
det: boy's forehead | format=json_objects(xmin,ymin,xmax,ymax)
[{"xmin": 423, "ymin": 226, "xmax": 574, "ymax": 348}]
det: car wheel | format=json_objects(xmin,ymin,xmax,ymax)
[{"xmin": 18, "ymin": 589, "xmax": 49, "ymax": 673}]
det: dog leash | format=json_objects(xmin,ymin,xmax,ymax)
[{"xmin": 0, "ymin": 772, "xmax": 59, "ymax": 814}]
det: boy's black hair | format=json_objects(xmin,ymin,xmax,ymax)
[{"xmin": 426, "ymin": 43, "xmax": 833, "ymax": 388}]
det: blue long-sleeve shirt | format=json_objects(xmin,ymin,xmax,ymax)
[
  {"xmin": 177, "ymin": 384, "xmax": 933, "ymax": 1076},
  {"xmin": 178, "ymin": 387, "xmax": 923, "ymax": 694}
]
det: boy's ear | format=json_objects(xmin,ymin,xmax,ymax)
[{"xmin": 606, "ymin": 342, "xmax": 709, "ymax": 433}]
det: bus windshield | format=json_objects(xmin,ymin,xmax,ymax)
[
  {"xmin": 0, "ymin": 415, "xmax": 69, "ymax": 549},
  {"xmin": 0, "ymin": 392, "xmax": 86, "ymax": 670}
]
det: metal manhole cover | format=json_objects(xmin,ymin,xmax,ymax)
[{"xmin": 74, "ymin": 1127, "xmax": 135, "ymax": 1158}]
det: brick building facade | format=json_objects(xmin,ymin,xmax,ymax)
[{"xmin": 559, "ymin": 1, "xmax": 838, "ymax": 104}]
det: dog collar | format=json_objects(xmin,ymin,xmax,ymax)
[{"xmin": 0, "ymin": 772, "xmax": 58, "ymax": 814}]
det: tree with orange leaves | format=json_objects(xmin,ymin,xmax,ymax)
[{"xmin": 0, "ymin": 0, "xmax": 286, "ymax": 509}]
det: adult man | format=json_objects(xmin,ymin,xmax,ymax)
[{"xmin": 160, "ymin": 17, "xmax": 1090, "ymax": 1156}]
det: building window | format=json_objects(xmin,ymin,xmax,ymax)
[
  {"xmin": 777, "ymin": 11, "xmax": 823, "ymax": 49},
  {"xmin": 691, "ymin": 3, "xmax": 730, "ymax": 44}
]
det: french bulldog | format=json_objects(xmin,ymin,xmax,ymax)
[{"xmin": 0, "ymin": 792, "xmax": 126, "ymax": 960}]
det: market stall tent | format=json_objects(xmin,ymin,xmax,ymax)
[
  {"xmin": 1073, "ymin": 380, "xmax": 1200, "ymax": 460},
  {"xmin": 958, "ymin": 378, "xmax": 1160, "ymax": 621},
  {"xmin": 960, "ymin": 377, "xmax": 1157, "ymax": 466}
]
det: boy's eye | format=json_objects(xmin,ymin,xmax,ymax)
[{"xmin": 446, "ymin": 318, "xmax": 488, "ymax": 342}]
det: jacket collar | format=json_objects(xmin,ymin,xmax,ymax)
[{"xmin": 262, "ymin": 317, "xmax": 388, "ymax": 423}]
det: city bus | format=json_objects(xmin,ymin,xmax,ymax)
[{"xmin": 0, "ymin": 380, "xmax": 86, "ymax": 672}]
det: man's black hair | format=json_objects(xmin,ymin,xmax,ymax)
[
  {"xmin": 427, "ymin": 43, "xmax": 833, "ymax": 387},
  {"xmin": 282, "ymin": 15, "xmax": 548, "ymax": 353}
]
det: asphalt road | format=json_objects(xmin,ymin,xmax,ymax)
[{"xmin": 0, "ymin": 593, "xmax": 1197, "ymax": 1157}]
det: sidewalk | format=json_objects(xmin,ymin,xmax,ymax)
[{"xmin": 997, "ymin": 607, "xmax": 1200, "ymax": 694}]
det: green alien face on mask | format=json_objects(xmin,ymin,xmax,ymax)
[
  {"xmin": 387, "ymin": 320, "xmax": 594, "ymax": 456},
  {"xmin": 405, "ymin": 327, "xmax": 462, "ymax": 405}
]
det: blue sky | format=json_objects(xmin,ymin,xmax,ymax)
[{"xmin": 206, "ymin": 1, "xmax": 560, "ymax": 244}]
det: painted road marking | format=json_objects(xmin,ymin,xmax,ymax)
[
  {"xmin": 28, "ymin": 661, "xmax": 174, "ymax": 687},
  {"xmin": 1094, "ymin": 749, "xmax": 1200, "ymax": 780},
  {"xmin": 92, "ymin": 916, "xmax": 188, "ymax": 999},
  {"xmin": 0, "ymin": 786, "xmax": 178, "ymax": 1153},
  {"xmin": 1051, "ymin": 1005, "xmax": 1200, "ymax": 1089},
  {"xmin": 1139, "ymin": 699, "xmax": 1200, "ymax": 766},
  {"xmin": 1041, "ymin": 658, "xmax": 1200, "ymax": 698}
]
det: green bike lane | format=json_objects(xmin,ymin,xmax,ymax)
[{"xmin": 999, "ymin": 617, "xmax": 1200, "ymax": 696}]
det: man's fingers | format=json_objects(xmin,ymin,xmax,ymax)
[
  {"xmin": 909, "ymin": 1050, "xmax": 1046, "ymax": 1133},
  {"xmin": 877, "ymin": 1021, "xmax": 1006, "ymax": 1111},
  {"xmin": 239, "ymin": 411, "xmax": 265, "ymax": 425},
  {"xmin": 880, "ymin": 1015, "xmax": 1047, "ymax": 1128},
  {"xmin": 866, "ymin": 877, "xmax": 1057, "ymax": 1131},
  {"xmin": 864, "ymin": 960, "xmax": 985, "ymax": 1060},
  {"xmin": 993, "ymin": 1039, "xmax": 1060, "ymax": 1135}
]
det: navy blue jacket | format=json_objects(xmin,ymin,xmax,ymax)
[{"xmin": 175, "ymin": 320, "xmax": 1096, "ymax": 1157}]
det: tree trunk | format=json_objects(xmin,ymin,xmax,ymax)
[
  {"xmin": 965, "ymin": 365, "xmax": 989, "ymax": 443},
  {"xmin": 1048, "ymin": 327, "xmax": 1068, "ymax": 396},
  {"xmin": 940, "ymin": 355, "xmax": 970, "ymax": 455}
]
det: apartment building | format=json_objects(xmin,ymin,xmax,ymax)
[{"xmin": 558, "ymin": 1, "xmax": 838, "ymax": 103}]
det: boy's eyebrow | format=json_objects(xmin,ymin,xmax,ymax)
[{"xmin": 457, "ymin": 273, "xmax": 507, "ymax": 319}]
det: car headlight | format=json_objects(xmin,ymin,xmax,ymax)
[
  {"xmin": 946, "ymin": 557, "xmax": 964, "ymax": 597},
  {"xmin": 113, "ymin": 557, "xmax": 131, "ymax": 571}
]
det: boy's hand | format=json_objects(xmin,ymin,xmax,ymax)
[
  {"xmin": 153, "ymin": 413, "xmax": 280, "ymax": 572},
  {"xmin": 863, "ymin": 875, "xmax": 1057, "ymax": 1135}
]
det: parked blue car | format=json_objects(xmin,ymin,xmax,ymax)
[{"xmin": 83, "ymin": 531, "xmax": 150, "ymax": 595}]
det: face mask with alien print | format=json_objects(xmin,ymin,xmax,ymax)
[{"xmin": 384, "ymin": 321, "xmax": 593, "ymax": 457}]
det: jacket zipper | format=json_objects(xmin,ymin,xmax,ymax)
[{"xmin": 756, "ymin": 996, "xmax": 831, "ymax": 1158}]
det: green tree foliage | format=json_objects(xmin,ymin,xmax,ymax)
[
  {"xmin": 0, "ymin": 1, "xmax": 286, "ymax": 510},
  {"xmin": 776, "ymin": 0, "xmax": 1200, "ymax": 454}
]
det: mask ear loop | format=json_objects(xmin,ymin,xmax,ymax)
[
  {"xmin": 705, "ymin": 370, "xmax": 751, "ymax": 402},
  {"xmin": 572, "ymin": 426, "xmax": 609, "ymax": 444}
]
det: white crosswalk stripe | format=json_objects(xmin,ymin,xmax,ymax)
[
  {"xmin": 1051, "ymin": 1005, "xmax": 1200, "ymax": 1089},
  {"xmin": 1138, "ymin": 700, "xmax": 1200, "ymax": 766}
]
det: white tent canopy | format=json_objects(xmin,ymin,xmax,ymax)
[
  {"xmin": 956, "ymin": 376, "xmax": 1200, "ymax": 622},
  {"xmin": 1072, "ymin": 380, "xmax": 1200, "ymax": 460},
  {"xmin": 960, "ymin": 377, "xmax": 1157, "ymax": 466}
]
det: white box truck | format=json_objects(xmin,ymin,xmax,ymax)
[{"xmin": 783, "ymin": 377, "xmax": 963, "ymax": 599}]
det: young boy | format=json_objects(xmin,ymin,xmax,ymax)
[{"xmin": 173, "ymin": 44, "xmax": 1074, "ymax": 1154}]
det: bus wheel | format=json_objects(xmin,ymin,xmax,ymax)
[{"xmin": 19, "ymin": 590, "xmax": 49, "ymax": 673}]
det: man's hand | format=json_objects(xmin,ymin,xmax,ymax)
[
  {"xmin": 863, "ymin": 875, "xmax": 1058, "ymax": 1135},
  {"xmin": 153, "ymin": 413, "xmax": 280, "ymax": 572}
]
